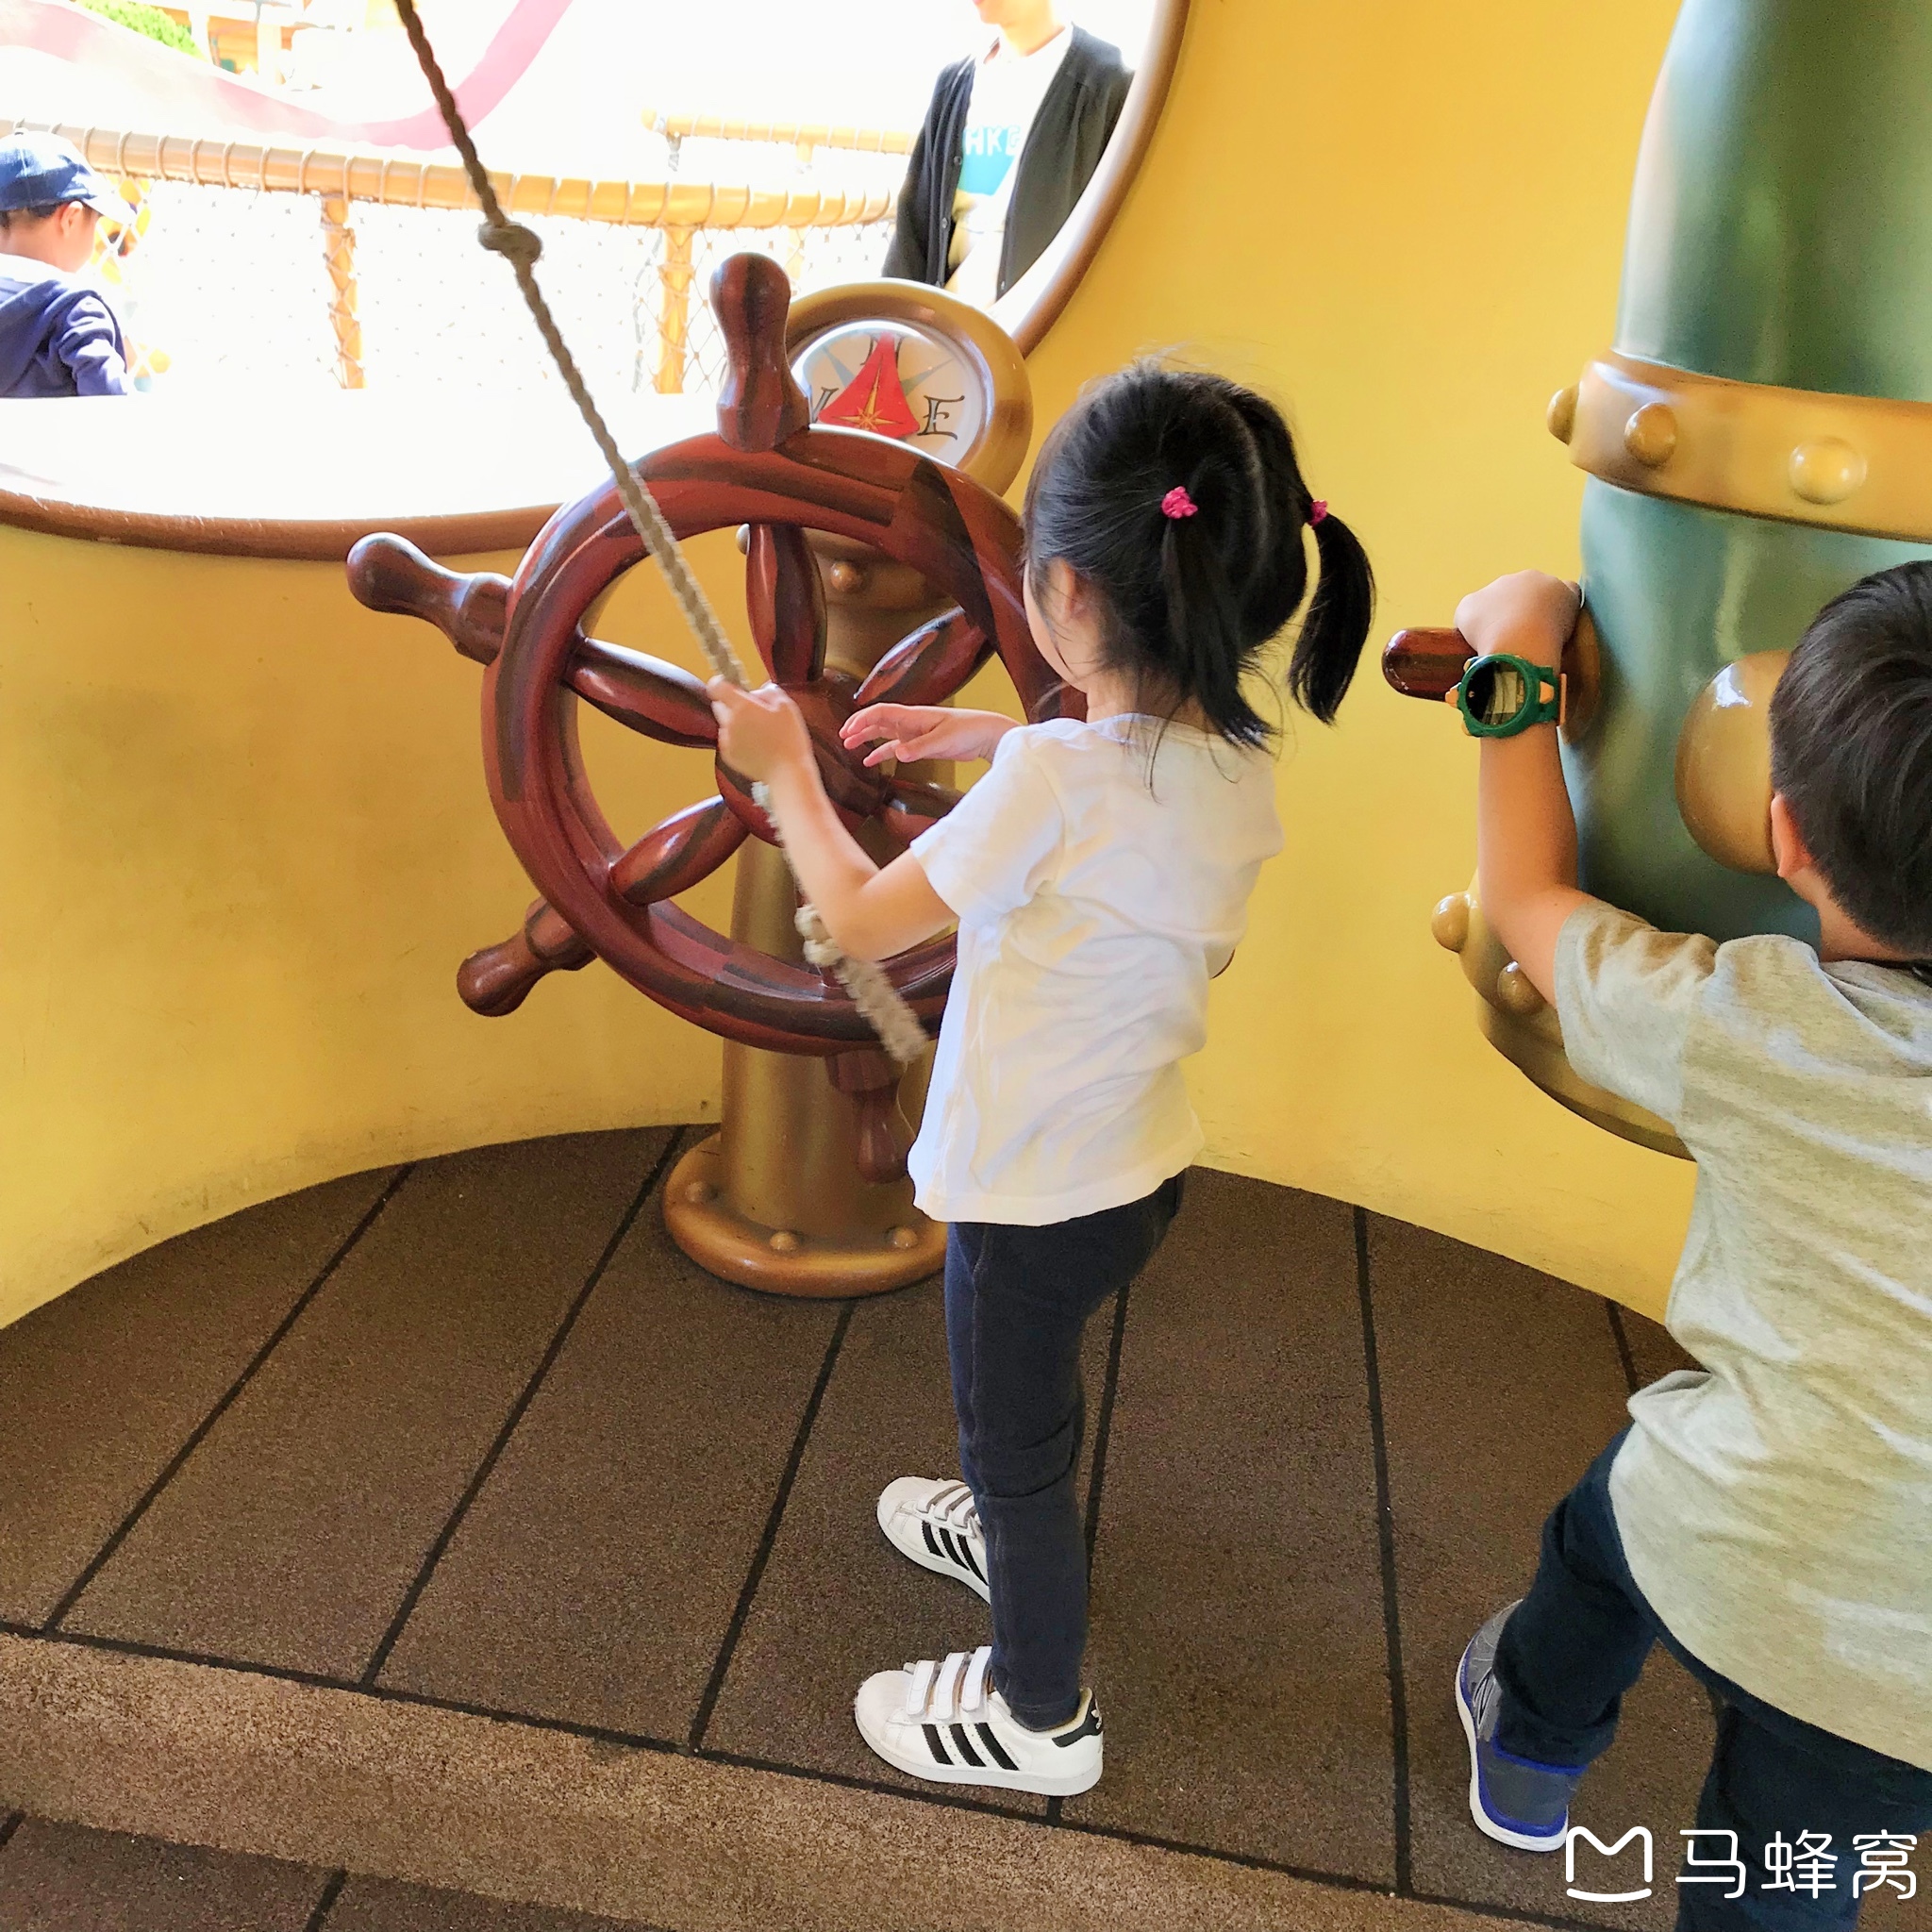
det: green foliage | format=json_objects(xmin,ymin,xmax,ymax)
[{"xmin": 79, "ymin": 0, "xmax": 201, "ymax": 58}]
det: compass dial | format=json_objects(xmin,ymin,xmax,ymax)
[{"xmin": 793, "ymin": 322, "xmax": 990, "ymax": 467}]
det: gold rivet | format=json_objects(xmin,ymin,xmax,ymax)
[
  {"xmin": 1790, "ymin": 438, "xmax": 1867, "ymax": 506},
  {"xmin": 769, "ymin": 1229, "xmax": 802, "ymax": 1255},
  {"xmin": 886, "ymin": 1224, "xmax": 920, "ymax": 1251},
  {"xmin": 1430, "ymin": 892, "xmax": 1471, "ymax": 955},
  {"xmin": 682, "ymin": 1179, "xmax": 715, "ymax": 1207},
  {"xmin": 826, "ymin": 560, "xmax": 866, "ymax": 596},
  {"xmin": 1624, "ymin": 403, "xmax": 1677, "ymax": 469},
  {"xmin": 1495, "ymin": 962, "xmax": 1545, "ymax": 1017},
  {"xmin": 1546, "ymin": 384, "xmax": 1578, "ymax": 444}
]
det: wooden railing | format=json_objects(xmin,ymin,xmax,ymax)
[
  {"xmin": 17, "ymin": 118, "xmax": 899, "ymax": 393},
  {"xmin": 642, "ymin": 108, "xmax": 915, "ymax": 170}
]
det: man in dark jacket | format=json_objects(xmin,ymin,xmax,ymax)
[
  {"xmin": 0, "ymin": 133, "xmax": 136, "ymax": 398},
  {"xmin": 883, "ymin": 3, "xmax": 1131, "ymax": 307}
]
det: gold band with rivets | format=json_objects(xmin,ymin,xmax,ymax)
[{"xmin": 1548, "ymin": 352, "xmax": 1932, "ymax": 543}]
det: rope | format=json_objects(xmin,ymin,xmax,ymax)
[{"xmin": 389, "ymin": 0, "xmax": 926, "ymax": 1066}]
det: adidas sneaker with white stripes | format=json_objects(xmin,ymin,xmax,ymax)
[
  {"xmin": 876, "ymin": 1475, "xmax": 990, "ymax": 1601},
  {"xmin": 854, "ymin": 1645, "xmax": 1103, "ymax": 1796}
]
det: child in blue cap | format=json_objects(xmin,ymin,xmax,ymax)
[{"xmin": 0, "ymin": 132, "xmax": 138, "ymax": 398}]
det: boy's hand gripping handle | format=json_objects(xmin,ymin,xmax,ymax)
[{"xmin": 1381, "ymin": 614, "xmax": 1601, "ymax": 739}]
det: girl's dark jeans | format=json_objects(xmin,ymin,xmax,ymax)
[
  {"xmin": 1495, "ymin": 1434, "xmax": 1932, "ymax": 1929},
  {"xmin": 943, "ymin": 1173, "xmax": 1183, "ymax": 1730}
]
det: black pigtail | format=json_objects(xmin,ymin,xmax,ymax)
[{"xmin": 1289, "ymin": 511, "xmax": 1375, "ymax": 725}]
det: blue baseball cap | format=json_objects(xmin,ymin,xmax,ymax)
[{"xmin": 0, "ymin": 132, "xmax": 137, "ymax": 227}]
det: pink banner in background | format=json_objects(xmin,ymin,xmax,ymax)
[{"xmin": 0, "ymin": 0, "xmax": 578, "ymax": 150}]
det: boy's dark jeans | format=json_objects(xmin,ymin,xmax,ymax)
[
  {"xmin": 944, "ymin": 1174, "xmax": 1183, "ymax": 1730},
  {"xmin": 1495, "ymin": 1434, "xmax": 1932, "ymax": 1930}
]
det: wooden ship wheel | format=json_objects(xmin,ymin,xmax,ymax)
[{"xmin": 348, "ymin": 255, "xmax": 1061, "ymax": 1293}]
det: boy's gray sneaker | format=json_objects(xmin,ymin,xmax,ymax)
[{"xmin": 1456, "ymin": 1602, "xmax": 1585, "ymax": 1852}]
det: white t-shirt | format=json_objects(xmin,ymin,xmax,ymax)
[
  {"xmin": 1556, "ymin": 904, "xmax": 1932, "ymax": 1770},
  {"xmin": 908, "ymin": 715, "xmax": 1284, "ymax": 1225},
  {"xmin": 945, "ymin": 26, "xmax": 1074, "ymax": 308}
]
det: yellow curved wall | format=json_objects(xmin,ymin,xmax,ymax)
[{"xmin": 1, "ymin": 0, "xmax": 1693, "ymax": 1329}]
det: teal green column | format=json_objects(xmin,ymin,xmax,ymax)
[{"xmin": 1569, "ymin": 0, "xmax": 1932, "ymax": 942}]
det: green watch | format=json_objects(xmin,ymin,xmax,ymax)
[{"xmin": 1451, "ymin": 652, "xmax": 1564, "ymax": 737}]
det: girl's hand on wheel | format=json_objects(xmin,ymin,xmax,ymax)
[
  {"xmin": 709, "ymin": 680, "xmax": 814, "ymax": 782},
  {"xmin": 840, "ymin": 705, "xmax": 1016, "ymax": 768}
]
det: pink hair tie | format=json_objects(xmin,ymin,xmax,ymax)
[
  {"xmin": 1160, "ymin": 485, "xmax": 1198, "ymax": 521},
  {"xmin": 1309, "ymin": 499, "xmax": 1329, "ymax": 525}
]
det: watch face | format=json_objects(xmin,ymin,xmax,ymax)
[
  {"xmin": 1466, "ymin": 658, "xmax": 1530, "ymax": 727},
  {"xmin": 792, "ymin": 322, "xmax": 989, "ymax": 466}
]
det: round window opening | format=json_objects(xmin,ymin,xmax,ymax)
[{"xmin": 11, "ymin": 0, "xmax": 1189, "ymax": 398}]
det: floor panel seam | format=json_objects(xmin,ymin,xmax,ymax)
[
  {"xmin": 1, "ymin": 1620, "xmax": 1588, "ymax": 1929},
  {"xmin": 1354, "ymin": 1205, "xmax": 1413, "ymax": 1896},
  {"xmin": 4, "ymin": 1617, "xmax": 689, "ymax": 1753},
  {"xmin": 358, "ymin": 1131, "xmax": 686, "ymax": 1687},
  {"xmin": 1411, "ymin": 1889, "xmax": 1633, "ymax": 1932},
  {"xmin": 686, "ymin": 1297, "xmax": 855, "ymax": 1750},
  {"xmin": 40, "ymin": 1165, "xmax": 417, "ymax": 1636},
  {"xmin": 302, "ymin": 1868, "xmax": 348, "ymax": 1932}
]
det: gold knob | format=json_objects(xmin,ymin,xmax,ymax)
[
  {"xmin": 826, "ymin": 559, "xmax": 866, "ymax": 596},
  {"xmin": 1495, "ymin": 962, "xmax": 1545, "ymax": 1017},
  {"xmin": 1624, "ymin": 403, "xmax": 1678, "ymax": 469},
  {"xmin": 1674, "ymin": 652, "xmax": 1789, "ymax": 874},
  {"xmin": 1431, "ymin": 892, "xmax": 1471, "ymax": 954},
  {"xmin": 1546, "ymin": 384, "xmax": 1579, "ymax": 444},
  {"xmin": 769, "ymin": 1229, "xmax": 803, "ymax": 1255},
  {"xmin": 886, "ymin": 1224, "xmax": 921, "ymax": 1251},
  {"xmin": 682, "ymin": 1179, "xmax": 715, "ymax": 1207},
  {"xmin": 1790, "ymin": 438, "xmax": 1867, "ymax": 507}
]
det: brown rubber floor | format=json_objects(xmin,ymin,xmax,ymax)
[{"xmin": 4, "ymin": 1129, "xmax": 1920, "ymax": 1932}]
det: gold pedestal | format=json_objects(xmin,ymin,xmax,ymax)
[
  {"xmin": 661, "ymin": 537, "xmax": 952, "ymax": 1296},
  {"xmin": 663, "ymin": 1131, "xmax": 943, "ymax": 1297},
  {"xmin": 663, "ymin": 843, "xmax": 945, "ymax": 1295}
]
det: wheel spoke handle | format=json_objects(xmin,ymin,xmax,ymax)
[
  {"xmin": 570, "ymin": 637, "xmax": 718, "ymax": 747},
  {"xmin": 458, "ymin": 900, "xmax": 593, "ymax": 1016},
  {"xmin": 611, "ymin": 796, "xmax": 746, "ymax": 906},
  {"xmin": 852, "ymin": 608, "xmax": 991, "ymax": 711},
  {"xmin": 347, "ymin": 535, "xmax": 508, "ymax": 666},
  {"xmin": 746, "ymin": 522, "xmax": 827, "ymax": 686}
]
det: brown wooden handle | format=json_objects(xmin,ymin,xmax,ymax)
[
  {"xmin": 826, "ymin": 1049, "xmax": 912, "ymax": 1185},
  {"xmin": 569, "ymin": 636, "xmax": 718, "ymax": 745},
  {"xmin": 1382, "ymin": 626, "xmax": 1475, "ymax": 702},
  {"xmin": 746, "ymin": 521, "xmax": 826, "ymax": 683},
  {"xmin": 457, "ymin": 901, "xmax": 594, "ymax": 1017},
  {"xmin": 1382, "ymin": 614, "xmax": 1602, "ymax": 739},
  {"xmin": 712, "ymin": 254, "xmax": 811, "ymax": 454},
  {"xmin": 347, "ymin": 534, "xmax": 508, "ymax": 667}
]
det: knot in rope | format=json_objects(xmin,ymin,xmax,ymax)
[
  {"xmin": 478, "ymin": 219, "xmax": 542, "ymax": 269},
  {"xmin": 795, "ymin": 908, "xmax": 842, "ymax": 970}
]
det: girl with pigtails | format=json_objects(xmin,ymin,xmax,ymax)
[{"xmin": 710, "ymin": 359, "xmax": 1374, "ymax": 1794}]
